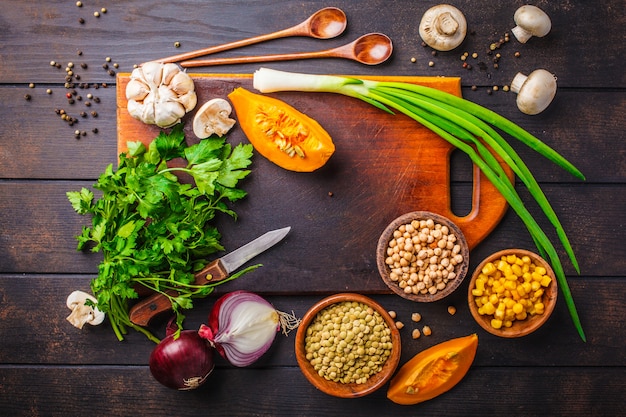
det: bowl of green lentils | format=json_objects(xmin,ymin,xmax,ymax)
[{"xmin": 295, "ymin": 293, "xmax": 401, "ymax": 398}]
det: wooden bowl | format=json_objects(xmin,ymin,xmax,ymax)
[
  {"xmin": 376, "ymin": 211, "xmax": 470, "ymax": 302},
  {"xmin": 467, "ymin": 249, "xmax": 558, "ymax": 338},
  {"xmin": 295, "ymin": 293, "xmax": 401, "ymax": 398}
]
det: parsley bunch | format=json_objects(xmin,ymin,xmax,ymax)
[{"xmin": 67, "ymin": 125, "xmax": 255, "ymax": 342}]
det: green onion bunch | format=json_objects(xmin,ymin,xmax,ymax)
[{"xmin": 253, "ymin": 68, "xmax": 586, "ymax": 341}]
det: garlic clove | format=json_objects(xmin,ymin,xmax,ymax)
[
  {"xmin": 192, "ymin": 98, "xmax": 236, "ymax": 139},
  {"xmin": 169, "ymin": 72, "xmax": 195, "ymax": 95},
  {"xmin": 139, "ymin": 61, "xmax": 164, "ymax": 88},
  {"xmin": 155, "ymin": 101, "xmax": 186, "ymax": 128},
  {"xmin": 125, "ymin": 79, "xmax": 150, "ymax": 101},
  {"xmin": 419, "ymin": 4, "xmax": 467, "ymax": 51}
]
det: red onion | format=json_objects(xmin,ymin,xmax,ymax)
[
  {"xmin": 198, "ymin": 291, "xmax": 300, "ymax": 367},
  {"xmin": 149, "ymin": 321, "xmax": 215, "ymax": 390}
]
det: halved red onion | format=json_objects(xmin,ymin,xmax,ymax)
[{"xmin": 198, "ymin": 291, "xmax": 300, "ymax": 367}]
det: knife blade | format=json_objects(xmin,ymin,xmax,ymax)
[{"xmin": 128, "ymin": 226, "xmax": 291, "ymax": 326}]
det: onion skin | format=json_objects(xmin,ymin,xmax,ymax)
[{"xmin": 149, "ymin": 330, "xmax": 215, "ymax": 390}]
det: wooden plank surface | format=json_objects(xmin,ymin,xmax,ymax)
[{"xmin": 0, "ymin": 0, "xmax": 624, "ymax": 416}]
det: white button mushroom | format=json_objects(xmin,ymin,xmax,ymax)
[
  {"xmin": 510, "ymin": 69, "xmax": 557, "ymax": 115},
  {"xmin": 511, "ymin": 5, "xmax": 551, "ymax": 43},
  {"xmin": 192, "ymin": 98, "xmax": 237, "ymax": 139},
  {"xmin": 126, "ymin": 62, "xmax": 197, "ymax": 128},
  {"xmin": 66, "ymin": 290, "xmax": 105, "ymax": 329},
  {"xmin": 419, "ymin": 4, "xmax": 467, "ymax": 51}
]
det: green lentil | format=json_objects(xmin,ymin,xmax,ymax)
[{"xmin": 304, "ymin": 301, "xmax": 392, "ymax": 384}]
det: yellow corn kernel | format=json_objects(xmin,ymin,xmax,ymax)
[
  {"xmin": 515, "ymin": 312, "xmax": 528, "ymax": 321},
  {"xmin": 504, "ymin": 280, "xmax": 517, "ymax": 291},
  {"xmin": 483, "ymin": 302, "xmax": 496, "ymax": 315},
  {"xmin": 516, "ymin": 284, "xmax": 527, "ymax": 297},
  {"xmin": 515, "ymin": 256, "xmax": 525, "ymax": 266},
  {"xmin": 535, "ymin": 266, "xmax": 547, "ymax": 276},
  {"xmin": 494, "ymin": 309, "xmax": 505, "ymax": 320},
  {"xmin": 480, "ymin": 295, "xmax": 489, "ymax": 305},
  {"xmin": 506, "ymin": 254, "xmax": 518, "ymax": 265},
  {"xmin": 482, "ymin": 262, "xmax": 497, "ymax": 275},
  {"xmin": 475, "ymin": 278, "xmax": 486, "ymax": 292},
  {"xmin": 511, "ymin": 263, "xmax": 523, "ymax": 277},
  {"xmin": 531, "ymin": 280, "xmax": 541, "ymax": 291},
  {"xmin": 540, "ymin": 275, "xmax": 552, "ymax": 287},
  {"xmin": 531, "ymin": 271, "xmax": 544, "ymax": 281},
  {"xmin": 522, "ymin": 282, "xmax": 532, "ymax": 294},
  {"xmin": 504, "ymin": 298, "xmax": 516, "ymax": 309},
  {"xmin": 489, "ymin": 293, "xmax": 499, "ymax": 305},
  {"xmin": 521, "ymin": 255, "xmax": 531, "ymax": 264},
  {"xmin": 523, "ymin": 272, "xmax": 532, "ymax": 282},
  {"xmin": 534, "ymin": 302, "xmax": 545, "ymax": 314},
  {"xmin": 504, "ymin": 320, "xmax": 513, "ymax": 328},
  {"xmin": 513, "ymin": 303, "xmax": 524, "ymax": 314},
  {"xmin": 491, "ymin": 319, "xmax": 503, "ymax": 329},
  {"xmin": 534, "ymin": 289, "xmax": 544, "ymax": 299}
]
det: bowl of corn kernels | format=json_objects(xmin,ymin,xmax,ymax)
[
  {"xmin": 294, "ymin": 293, "xmax": 401, "ymax": 398},
  {"xmin": 467, "ymin": 249, "xmax": 558, "ymax": 338},
  {"xmin": 376, "ymin": 211, "xmax": 470, "ymax": 302}
]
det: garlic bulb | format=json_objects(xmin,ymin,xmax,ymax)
[{"xmin": 126, "ymin": 62, "xmax": 197, "ymax": 128}]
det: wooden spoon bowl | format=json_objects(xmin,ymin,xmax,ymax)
[
  {"xmin": 295, "ymin": 293, "xmax": 401, "ymax": 398},
  {"xmin": 376, "ymin": 211, "xmax": 470, "ymax": 302},
  {"xmin": 467, "ymin": 249, "xmax": 558, "ymax": 338}
]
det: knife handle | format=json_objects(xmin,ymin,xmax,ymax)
[{"xmin": 128, "ymin": 259, "xmax": 229, "ymax": 326}]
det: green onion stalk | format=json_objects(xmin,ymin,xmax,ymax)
[{"xmin": 252, "ymin": 68, "xmax": 586, "ymax": 341}]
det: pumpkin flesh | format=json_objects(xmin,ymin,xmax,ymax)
[
  {"xmin": 228, "ymin": 87, "xmax": 335, "ymax": 172},
  {"xmin": 387, "ymin": 334, "xmax": 478, "ymax": 405}
]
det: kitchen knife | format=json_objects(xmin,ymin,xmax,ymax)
[{"xmin": 129, "ymin": 226, "xmax": 291, "ymax": 326}]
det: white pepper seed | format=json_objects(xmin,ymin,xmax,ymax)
[
  {"xmin": 94, "ymin": 11, "xmax": 100, "ymax": 17},
  {"xmin": 76, "ymin": 1, "xmax": 82, "ymax": 7}
]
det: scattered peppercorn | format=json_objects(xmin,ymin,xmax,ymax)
[
  {"xmin": 76, "ymin": 1, "xmax": 82, "ymax": 7},
  {"xmin": 395, "ymin": 321, "xmax": 405, "ymax": 330},
  {"xmin": 90, "ymin": 111, "xmax": 98, "ymax": 117},
  {"xmin": 174, "ymin": 41, "xmax": 181, "ymax": 48},
  {"xmin": 514, "ymin": 51, "xmax": 521, "ymax": 58},
  {"xmin": 105, "ymin": 57, "xmax": 111, "ymax": 62},
  {"xmin": 428, "ymin": 61, "xmax": 434, "ymax": 67},
  {"xmin": 101, "ymin": 7, "xmax": 107, "ymax": 13},
  {"xmin": 24, "ymin": 94, "xmax": 31, "ymax": 101},
  {"xmin": 94, "ymin": 11, "xmax": 100, "ymax": 18},
  {"xmin": 46, "ymin": 89, "xmax": 52, "ymax": 94},
  {"xmin": 78, "ymin": 17, "xmax": 85, "ymax": 24},
  {"xmin": 471, "ymin": 85, "xmax": 477, "ymax": 91},
  {"xmin": 410, "ymin": 57, "xmax": 416, "ymax": 63},
  {"xmin": 447, "ymin": 306, "xmax": 457, "ymax": 315},
  {"xmin": 29, "ymin": 83, "xmax": 35, "ymax": 88},
  {"xmin": 411, "ymin": 328, "xmax": 421, "ymax": 339},
  {"xmin": 422, "ymin": 325, "xmax": 432, "ymax": 336},
  {"xmin": 92, "ymin": 128, "xmax": 99, "ymax": 134},
  {"xmin": 388, "ymin": 310, "xmax": 397, "ymax": 319}
]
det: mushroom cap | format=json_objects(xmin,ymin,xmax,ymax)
[
  {"xmin": 419, "ymin": 4, "xmax": 467, "ymax": 51},
  {"xmin": 192, "ymin": 98, "xmax": 236, "ymax": 139},
  {"xmin": 511, "ymin": 69, "xmax": 557, "ymax": 115},
  {"xmin": 512, "ymin": 5, "xmax": 551, "ymax": 43}
]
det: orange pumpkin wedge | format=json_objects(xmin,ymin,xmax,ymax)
[
  {"xmin": 228, "ymin": 87, "xmax": 335, "ymax": 172},
  {"xmin": 387, "ymin": 334, "xmax": 478, "ymax": 405}
]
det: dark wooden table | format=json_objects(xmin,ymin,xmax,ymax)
[{"xmin": 1, "ymin": 1, "xmax": 624, "ymax": 415}]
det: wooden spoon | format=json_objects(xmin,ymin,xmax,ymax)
[
  {"xmin": 179, "ymin": 33, "xmax": 393, "ymax": 67},
  {"xmin": 152, "ymin": 7, "xmax": 347, "ymax": 64}
]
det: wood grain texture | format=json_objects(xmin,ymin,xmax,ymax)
[{"xmin": 0, "ymin": 0, "xmax": 624, "ymax": 416}]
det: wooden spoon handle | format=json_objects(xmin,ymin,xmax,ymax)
[{"xmin": 179, "ymin": 49, "xmax": 335, "ymax": 67}]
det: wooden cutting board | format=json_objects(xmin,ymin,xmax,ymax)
[{"xmin": 116, "ymin": 73, "xmax": 513, "ymax": 249}]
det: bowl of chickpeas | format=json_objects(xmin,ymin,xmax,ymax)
[
  {"xmin": 467, "ymin": 249, "xmax": 558, "ymax": 338},
  {"xmin": 295, "ymin": 293, "xmax": 401, "ymax": 398},
  {"xmin": 376, "ymin": 211, "xmax": 470, "ymax": 302}
]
